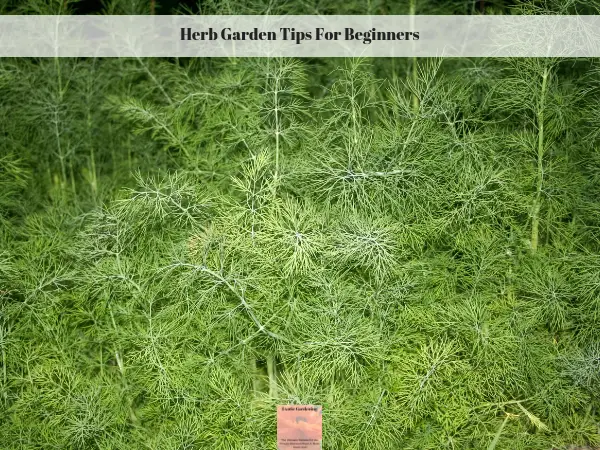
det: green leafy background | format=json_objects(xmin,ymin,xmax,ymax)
[{"xmin": 1, "ymin": 1, "xmax": 600, "ymax": 449}]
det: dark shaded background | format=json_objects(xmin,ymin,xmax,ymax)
[{"xmin": 0, "ymin": 0, "xmax": 521, "ymax": 15}]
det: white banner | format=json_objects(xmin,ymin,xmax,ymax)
[{"xmin": 1, "ymin": 15, "xmax": 600, "ymax": 57}]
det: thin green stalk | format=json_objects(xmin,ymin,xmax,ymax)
[
  {"xmin": 267, "ymin": 355, "xmax": 278, "ymax": 398},
  {"xmin": 107, "ymin": 302, "xmax": 140, "ymax": 426},
  {"xmin": 69, "ymin": 158, "xmax": 76, "ymax": 197},
  {"xmin": 54, "ymin": 113, "xmax": 67, "ymax": 190},
  {"xmin": 127, "ymin": 134, "xmax": 132, "ymax": 173},
  {"xmin": 487, "ymin": 414, "xmax": 510, "ymax": 450},
  {"xmin": 250, "ymin": 357, "xmax": 260, "ymax": 395},
  {"xmin": 53, "ymin": 27, "xmax": 68, "ymax": 192},
  {"xmin": 89, "ymin": 143, "xmax": 98, "ymax": 199},
  {"xmin": 1, "ymin": 346, "xmax": 6, "ymax": 390},
  {"xmin": 409, "ymin": 0, "xmax": 419, "ymax": 115},
  {"xmin": 350, "ymin": 70, "xmax": 359, "ymax": 145},
  {"xmin": 531, "ymin": 66, "xmax": 549, "ymax": 252},
  {"xmin": 135, "ymin": 56, "xmax": 172, "ymax": 105},
  {"xmin": 86, "ymin": 81, "xmax": 98, "ymax": 200},
  {"xmin": 108, "ymin": 122, "xmax": 117, "ymax": 176},
  {"xmin": 328, "ymin": 376, "xmax": 335, "ymax": 405},
  {"xmin": 274, "ymin": 73, "xmax": 281, "ymax": 187}
]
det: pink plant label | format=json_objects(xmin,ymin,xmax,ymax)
[{"xmin": 277, "ymin": 405, "xmax": 322, "ymax": 450}]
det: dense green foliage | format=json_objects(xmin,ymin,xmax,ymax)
[{"xmin": 1, "ymin": 1, "xmax": 600, "ymax": 449}]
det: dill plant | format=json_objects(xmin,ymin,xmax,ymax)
[{"xmin": 0, "ymin": 1, "xmax": 600, "ymax": 449}]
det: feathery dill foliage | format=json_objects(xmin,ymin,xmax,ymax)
[{"xmin": 1, "ymin": 1, "xmax": 600, "ymax": 449}]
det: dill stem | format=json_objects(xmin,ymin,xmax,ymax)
[
  {"xmin": 69, "ymin": 159, "xmax": 77, "ymax": 197},
  {"xmin": 87, "ymin": 102, "xmax": 97, "ymax": 200},
  {"xmin": 274, "ymin": 74, "xmax": 280, "ymax": 189},
  {"xmin": 53, "ymin": 35, "xmax": 69, "ymax": 194},
  {"xmin": 127, "ymin": 134, "xmax": 132, "ymax": 173},
  {"xmin": 488, "ymin": 414, "xmax": 510, "ymax": 450},
  {"xmin": 267, "ymin": 355, "xmax": 278, "ymax": 398},
  {"xmin": 409, "ymin": 0, "xmax": 419, "ymax": 115},
  {"xmin": 2, "ymin": 347, "xmax": 6, "ymax": 388},
  {"xmin": 531, "ymin": 66, "xmax": 549, "ymax": 253},
  {"xmin": 54, "ymin": 115, "xmax": 67, "ymax": 190},
  {"xmin": 250, "ymin": 357, "xmax": 260, "ymax": 396},
  {"xmin": 135, "ymin": 56, "xmax": 172, "ymax": 105}
]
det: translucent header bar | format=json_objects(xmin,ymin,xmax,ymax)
[{"xmin": 1, "ymin": 15, "xmax": 599, "ymax": 57}]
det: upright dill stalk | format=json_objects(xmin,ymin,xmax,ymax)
[
  {"xmin": 299, "ymin": 59, "xmax": 385, "ymax": 211},
  {"xmin": 230, "ymin": 151, "xmax": 281, "ymax": 400},
  {"xmin": 255, "ymin": 58, "xmax": 308, "ymax": 194},
  {"xmin": 409, "ymin": 0, "xmax": 419, "ymax": 114},
  {"xmin": 530, "ymin": 62, "xmax": 550, "ymax": 253},
  {"xmin": 490, "ymin": 58, "xmax": 574, "ymax": 253},
  {"xmin": 53, "ymin": 26, "xmax": 68, "ymax": 192},
  {"xmin": 4, "ymin": 55, "xmax": 75, "ymax": 201},
  {"xmin": 76, "ymin": 59, "xmax": 104, "ymax": 202}
]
